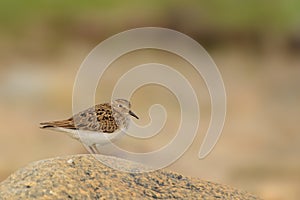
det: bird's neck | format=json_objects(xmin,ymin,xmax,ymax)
[{"xmin": 112, "ymin": 110, "xmax": 130, "ymax": 130}]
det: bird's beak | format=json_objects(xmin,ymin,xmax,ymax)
[{"xmin": 129, "ymin": 110, "xmax": 139, "ymax": 119}]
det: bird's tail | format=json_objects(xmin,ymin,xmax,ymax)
[
  {"xmin": 39, "ymin": 121, "xmax": 56, "ymax": 129},
  {"xmin": 39, "ymin": 119, "xmax": 79, "ymax": 140},
  {"xmin": 39, "ymin": 118, "xmax": 75, "ymax": 129}
]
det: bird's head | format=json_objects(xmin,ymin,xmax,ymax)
[{"xmin": 112, "ymin": 99, "xmax": 139, "ymax": 119}]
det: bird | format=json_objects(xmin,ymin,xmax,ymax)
[{"xmin": 40, "ymin": 99, "xmax": 139, "ymax": 154}]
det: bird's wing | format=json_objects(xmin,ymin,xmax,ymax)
[{"xmin": 40, "ymin": 103, "xmax": 119, "ymax": 133}]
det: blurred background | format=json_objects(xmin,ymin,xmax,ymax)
[{"xmin": 0, "ymin": 1, "xmax": 300, "ymax": 199}]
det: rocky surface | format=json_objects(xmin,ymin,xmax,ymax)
[{"xmin": 0, "ymin": 155, "xmax": 260, "ymax": 199}]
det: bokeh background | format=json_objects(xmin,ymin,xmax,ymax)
[{"xmin": 0, "ymin": 1, "xmax": 300, "ymax": 199}]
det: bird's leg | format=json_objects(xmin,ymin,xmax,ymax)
[
  {"xmin": 89, "ymin": 144, "xmax": 100, "ymax": 154},
  {"xmin": 92, "ymin": 144, "xmax": 100, "ymax": 154},
  {"xmin": 89, "ymin": 146, "xmax": 96, "ymax": 154}
]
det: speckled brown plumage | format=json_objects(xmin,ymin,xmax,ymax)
[
  {"xmin": 41, "ymin": 103, "xmax": 124, "ymax": 133},
  {"xmin": 40, "ymin": 103, "xmax": 119, "ymax": 133}
]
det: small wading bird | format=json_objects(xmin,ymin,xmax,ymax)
[{"xmin": 40, "ymin": 99, "xmax": 139, "ymax": 154}]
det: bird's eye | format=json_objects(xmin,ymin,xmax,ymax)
[{"xmin": 118, "ymin": 104, "xmax": 123, "ymax": 108}]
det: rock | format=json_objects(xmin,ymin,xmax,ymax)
[{"xmin": 0, "ymin": 155, "xmax": 260, "ymax": 199}]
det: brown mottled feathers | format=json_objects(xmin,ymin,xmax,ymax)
[{"xmin": 40, "ymin": 103, "xmax": 119, "ymax": 133}]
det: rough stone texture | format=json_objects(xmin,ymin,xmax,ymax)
[{"xmin": 0, "ymin": 155, "xmax": 260, "ymax": 200}]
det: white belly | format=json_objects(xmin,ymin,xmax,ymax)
[
  {"xmin": 52, "ymin": 127, "xmax": 124, "ymax": 146},
  {"xmin": 78, "ymin": 130, "xmax": 124, "ymax": 146}
]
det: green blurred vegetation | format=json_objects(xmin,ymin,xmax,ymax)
[
  {"xmin": 0, "ymin": 0, "xmax": 299, "ymax": 59},
  {"xmin": 0, "ymin": 0, "xmax": 300, "ymax": 34}
]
